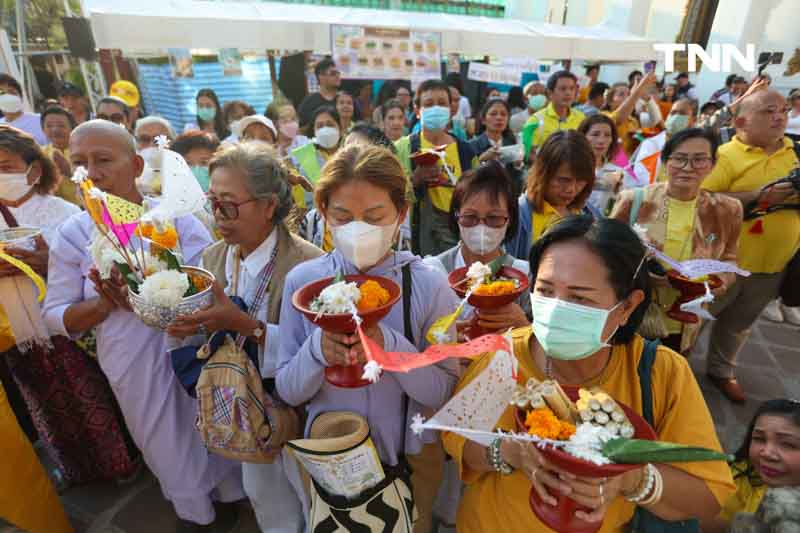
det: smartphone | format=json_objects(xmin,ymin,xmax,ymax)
[{"xmin": 644, "ymin": 61, "xmax": 656, "ymax": 74}]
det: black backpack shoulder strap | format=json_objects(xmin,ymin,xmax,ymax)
[
  {"xmin": 401, "ymin": 263, "xmax": 414, "ymax": 345},
  {"xmin": 637, "ymin": 339, "xmax": 659, "ymax": 426}
]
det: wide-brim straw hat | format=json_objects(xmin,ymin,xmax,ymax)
[{"xmin": 289, "ymin": 411, "xmax": 369, "ymax": 454}]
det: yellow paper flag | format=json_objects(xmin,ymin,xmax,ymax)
[
  {"xmin": 425, "ymin": 303, "xmax": 466, "ymax": 345},
  {"xmin": 105, "ymin": 193, "xmax": 144, "ymax": 224},
  {"xmin": 0, "ymin": 250, "xmax": 46, "ymax": 302}
]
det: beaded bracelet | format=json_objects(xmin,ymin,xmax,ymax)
[
  {"xmin": 487, "ymin": 437, "xmax": 514, "ymax": 475},
  {"xmin": 639, "ymin": 465, "xmax": 664, "ymax": 507},
  {"xmin": 625, "ymin": 463, "xmax": 656, "ymax": 503}
]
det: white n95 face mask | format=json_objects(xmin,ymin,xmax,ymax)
[
  {"xmin": 330, "ymin": 219, "xmax": 399, "ymax": 271},
  {"xmin": 459, "ymin": 223, "xmax": 507, "ymax": 256},
  {"xmin": 0, "ymin": 93, "xmax": 23, "ymax": 114},
  {"xmin": 0, "ymin": 167, "xmax": 35, "ymax": 202},
  {"xmin": 315, "ymin": 127, "xmax": 340, "ymax": 149}
]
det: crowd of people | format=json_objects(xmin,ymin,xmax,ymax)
[{"xmin": 0, "ymin": 54, "xmax": 798, "ymax": 533}]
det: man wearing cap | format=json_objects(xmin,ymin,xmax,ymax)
[
  {"xmin": 675, "ymin": 72, "xmax": 698, "ymax": 100},
  {"xmin": 0, "ymin": 74, "xmax": 47, "ymax": 145},
  {"xmin": 58, "ymin": 82, "xmax": 90, "ymax": 125},
  {"xmin": 234, "ymin": 115, "xmax": 277, "ymax": 145},
  {"xmin": 110, "ymin": 80, "xmax": 141, "ymax": 128}
]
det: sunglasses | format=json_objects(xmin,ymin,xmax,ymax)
[{"xmin": 207, "ymin": 197, "xmax": 259, "ymax": 221}]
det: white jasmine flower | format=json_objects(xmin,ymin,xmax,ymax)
[
  {"xmin": 310, "ymin": 280, "xmax": 361, "ymax": 314},
  {"xmin": 71, "ymin": 166, "xmax": 88, "ymax": 184},
  {"xmin": 410, "ymin": 413, "xmax": 425, "ymax": 436},
  {"xmin": 88, "ymin": 232, "xmax": 123, "ymax": 279},
  {"xmin": 361, "ymin": 360, "xmax": 382, "ymax": 383},
  {"xmin": 466, "ymin": 261, "xmax": 491, "ymax": 285},
  {"xmin": 139, "ymin": 270, "xmax": 190, "ymax": 307},
  {"xmin": 88, "ymin": 187, "xmax": 106, "ymax": 201},
  {"xmin": 562, "ymin": 424, "xmax": 616, "ymax": 465}
]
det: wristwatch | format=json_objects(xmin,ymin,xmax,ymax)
[{"xmin": 249, "ymin": 320, "xmax": 266, "ymax": 344}]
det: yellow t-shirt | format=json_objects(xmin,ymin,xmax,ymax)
[
  {"xmin": 531, "ymin": 103, "xmax": 586, "ymax": 149},
  {"xmin": 661, "ymin": 197, "xmax": 697, "ymax": 334},
  {"xmin": 718, "ymin": 462, "xmax": 766, "ymax": 522},
  {"xmin": 603, "ymin": 110, "xmax": 640, "ymax": 158},
  {"xmin": 421, "ymin": 134, "xmax": 464, "ymax": 213},
  {"xmin": 442, "ymin": 328, "xmax": 735, "ymax": 533},
  {"xmin": 532, "ymin": 201, "xmax": 577, "ymax": 243},
  {"xmin": 702, "ymin": 136, "xmax": 800, "ymax": 274}
]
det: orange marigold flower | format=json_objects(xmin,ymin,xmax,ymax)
[
  {"xmin": 137, "ymin": 223, "xmax": 154, "ymax": 239},
  {"xmin": 357, "ymin": 280, "xmax": 390, "ymax": 312},
  {"xmin": 151, "ymin": 225, "xmax": 178, "ymax": 250},
  {"xmin": 525, "ymin": 407, "xmax": 575, "ymax": 441},
  {"xmin": 473, "ymin": 280, "xmax": 517, "ymax": 296}
]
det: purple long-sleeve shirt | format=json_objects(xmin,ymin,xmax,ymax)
[{"xmin": 275, "ymin": 250, "xmax": 460, "ymax": 462}]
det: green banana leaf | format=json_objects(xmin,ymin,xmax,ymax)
[
  {"xmin": 155, "ymin": 247, "xmax": 198, "ymax": 296},
  {"xmin": 488, "ymin": 256, "xmax": 504, "ymax": 277},
  {"xmin": 334, "ymin": 269, "xmax": 345, "ymax": 284},
  {"xmin": 113, "ymin": 261, "xmax": 141, "ymax": 293},
  {"xmin": 602, "ymin": 438, "xmax": 731, "ymax": 464}
]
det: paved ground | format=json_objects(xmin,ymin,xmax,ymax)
[{"xmin": 3, "ymin": 316, "xmax": 799, "ymax": 533}]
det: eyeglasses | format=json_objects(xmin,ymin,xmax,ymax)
[
  {"xmin": 667, "ymin": 156, "xmax": 713, "ymax": 170},
  {"xmin": 208, "ymin": 197, "xmax": 259, "ymax": 220},
  {"xmin": 456, "ymin": 213, "xmax": 509, "ymax": 229}
]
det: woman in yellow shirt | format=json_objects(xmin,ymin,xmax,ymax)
[
  {"xmin": 507, "ymin": 130, "xmax": 597, "ymax": 260},
  {"xmin": 610, "ymin": 128, "xmax": 742, "ymax": 354},
  {"xmin": 602, "ymin": 72, "xmax": 658, "ymax": 158},
  {"xmin": 704, "ymin": 399, "xmax": 800, "ymax": 532},
  {"xmin": 443, "ymin": 215, "xmax": 734, "ymax": 532}
]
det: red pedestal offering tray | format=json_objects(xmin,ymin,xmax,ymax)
[
  {"xmin": 666, "ymin": 272, "xmax": 722, "ymax": 323},
  {"xmin": 514, "ymin": 386, "xmax": 657, "ymax": 533},
  {"xmin": 448, "ymin": 265, "xmax": 529, "ymax": 340},
  {"xmin": 292, "ymin": 274, "xmax": 400, "ymax": 388}
]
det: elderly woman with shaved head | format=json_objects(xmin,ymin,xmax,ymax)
[{"xmin": 41, "ymin": 120, "xmax": 243, "ymax": 532}]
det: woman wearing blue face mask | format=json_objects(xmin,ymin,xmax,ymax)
[
  {"xmin": 443, "ymin": 215, "xmax": 735, "ymax": 533},
  {"xmin": 276, "ymin": 143, "xmax": 459, "ymax": 533},
  {"xmin": 184, "ymin": 88, "xmax": 229, "ymax": 141}
]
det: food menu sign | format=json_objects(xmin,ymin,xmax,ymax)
[{"xmin": 332, "ymin": 25, "xmax": 442, "ymax": 81}]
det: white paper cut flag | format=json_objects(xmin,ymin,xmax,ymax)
[{"xmin": 414, "ymin": 343, "xmax": 518, "ymax": 446}]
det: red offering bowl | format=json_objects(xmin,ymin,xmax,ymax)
[
  {"xmin": 514, "ymin": 386, "xmax": 657, "ymax": 533},
  {"xmin": 410, "ymin": 145, "xmax": 448, "ymax": 167},
  {"xmin": 292, "ymin": 275, "xmax": 401, "ymax": 388},
  {"xmin": 665, "ymin": 272, "xmax": 723, "ymax": 323},
  {"xmin": 448, "ymin": 266, "xmax": 529, "ymax": 339}
]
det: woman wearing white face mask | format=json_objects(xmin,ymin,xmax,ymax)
[
  {"xmin": 443, "ymin": 215, "xmax": 735, "ymax": 533},
  {"xmin": 426, "ymin": 161, "xmax": 530, "ymax": 336},
  {"xmin": 0, "ymin": 125, "xmax": 140, "ymax": 491},
  {"xmin": 0, "ymin": 75, "xmax": 47, "ymax": 146},
  {"xmin": 266, "ymin": 102, "xmax": 310, "ymax": 158},
  {"xmin": 288, "ymin": 106, "xmax": 341, "ymax": 217},
  {"xmin": 276, "ymin": 144, "xmax": 459, "ymax": 533}
]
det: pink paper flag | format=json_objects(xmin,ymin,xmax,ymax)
[
  {"xmin": 358, "ymin": 327, "xmax": 510, "ymax": 373},
  {"xmin": 101, "ymin": 204, "xmax": 139, "ymax": 247}
]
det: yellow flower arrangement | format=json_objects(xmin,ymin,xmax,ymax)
[
  {"xmin": 150, "ymin": 225, "xmax": 178, "ymax": 250},
  {"xmin": 473, "ymin": 280, "xmax": 518, "ymax": 296},
  {"xmin": 525, "ymin": 407, "xmax": 576, "ymax": 441},
  {"xmin": 357, "ymin": 280, "xmax": 391, "ymax": 312}
]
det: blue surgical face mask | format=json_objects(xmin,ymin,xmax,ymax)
[
  {"xmin": 530, "ymin": 294, "xmax": 623, "ymax": 361},
  {"xmin": 197, "ymin": 106, "xmax": 216, "ymax": 122},
  {"xmin": 528, "ymin": 94, "xmax": 547, "ymax": 111},
  {"xmin": 421, "ymin": 106, "xmax": 451, "ymax": 132},
  {"xmin": 665, "ymin": 113, "xmax": 690, "ymax": 135},
  {"xmin": 191, "ymin": 165, "xmax": 210, "ymax": 192}
]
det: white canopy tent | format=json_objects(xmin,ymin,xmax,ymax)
[{"xmin": 82, "ymin": 0, "xmax": 657, "ymax": 62}]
